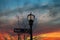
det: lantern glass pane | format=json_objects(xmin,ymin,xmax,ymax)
[
  {"xmin": 28, "ymin": 16, "xmax": 30, "ymax": 20},
  {"xmin": 28, "ymin": 15, "xmax": 34, "ymax": 20},
  {"xmin": 30, "ymin": 15, "xmax": 34, "ymax": 20}
]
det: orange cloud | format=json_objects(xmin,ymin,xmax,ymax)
[
  {"xmin": 0, "ymin": 33, "xmax": 17, "ymax": 40},
  {"xmin": 0, "ymin": 32, "xmax": 60, "ymax": 40},
  {"xmin": 38, "ymin": 32, "xmax": 60, "ymax": 40},
  {"xmin": 27, "ymin": 32, "xmax": 60, "ymax": 40},
  {"xmin": 40, "ymin": 32, "xmax": 60, "ymax": 37}
]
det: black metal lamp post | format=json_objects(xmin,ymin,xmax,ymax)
[{"xmin": 27, "ymin": 12, "xmax": 35, "ymax": 40}]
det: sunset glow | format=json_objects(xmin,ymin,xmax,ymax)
[
  {"xmin": 40, "ymin": 32, "xmax": 60, "ymax": 37},
  {"xmin": 0, "ymin": 32, "xmax": 60, "ymax": 40},
  {"xmin": 27, "ymin": 32, "xmax": 60, "ymax": 40}
]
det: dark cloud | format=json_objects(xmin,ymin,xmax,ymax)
[{"xmin": 33, "ymin": 24, "xmax": 60, "ymax": 34}]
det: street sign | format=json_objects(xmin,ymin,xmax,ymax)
[{"xmin": 14, "ymin": 28, "xmax": 30, "ymax": 33}]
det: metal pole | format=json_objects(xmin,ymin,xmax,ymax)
[
  {"xmin": 24, "ymin": 34, "xmax": 26, "ymax": 40},
  {"xmin": 18, "ymin": 34, "xmax": 21, "ymax": 40},
  {"xmin": 29, "ymin": 20, "xmax": 33, "ymax": 40},
  {"xmin": 30, "ymin": 25, "xmax": 33, "ymax": 40},
  {"xmin": 24, "ymin": 34, "xmax": 25, "ymax": 40}
]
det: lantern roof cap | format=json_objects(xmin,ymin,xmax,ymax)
[{"xmin": 28, "ymin": 12, "xmax": 34, "ymax": 16}]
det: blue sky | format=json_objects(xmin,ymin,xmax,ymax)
[
  {"xmin": 0, "ymin": 0, "xmax": 54, "ymax": 12},
  {"xmin": 0, "ymin": 0, "xmax": 60, "ymax": 25}
]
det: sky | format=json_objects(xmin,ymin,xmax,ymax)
[{"xmin": 0, "ymin": 0, "xmax": 60, "ymax": 40}]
